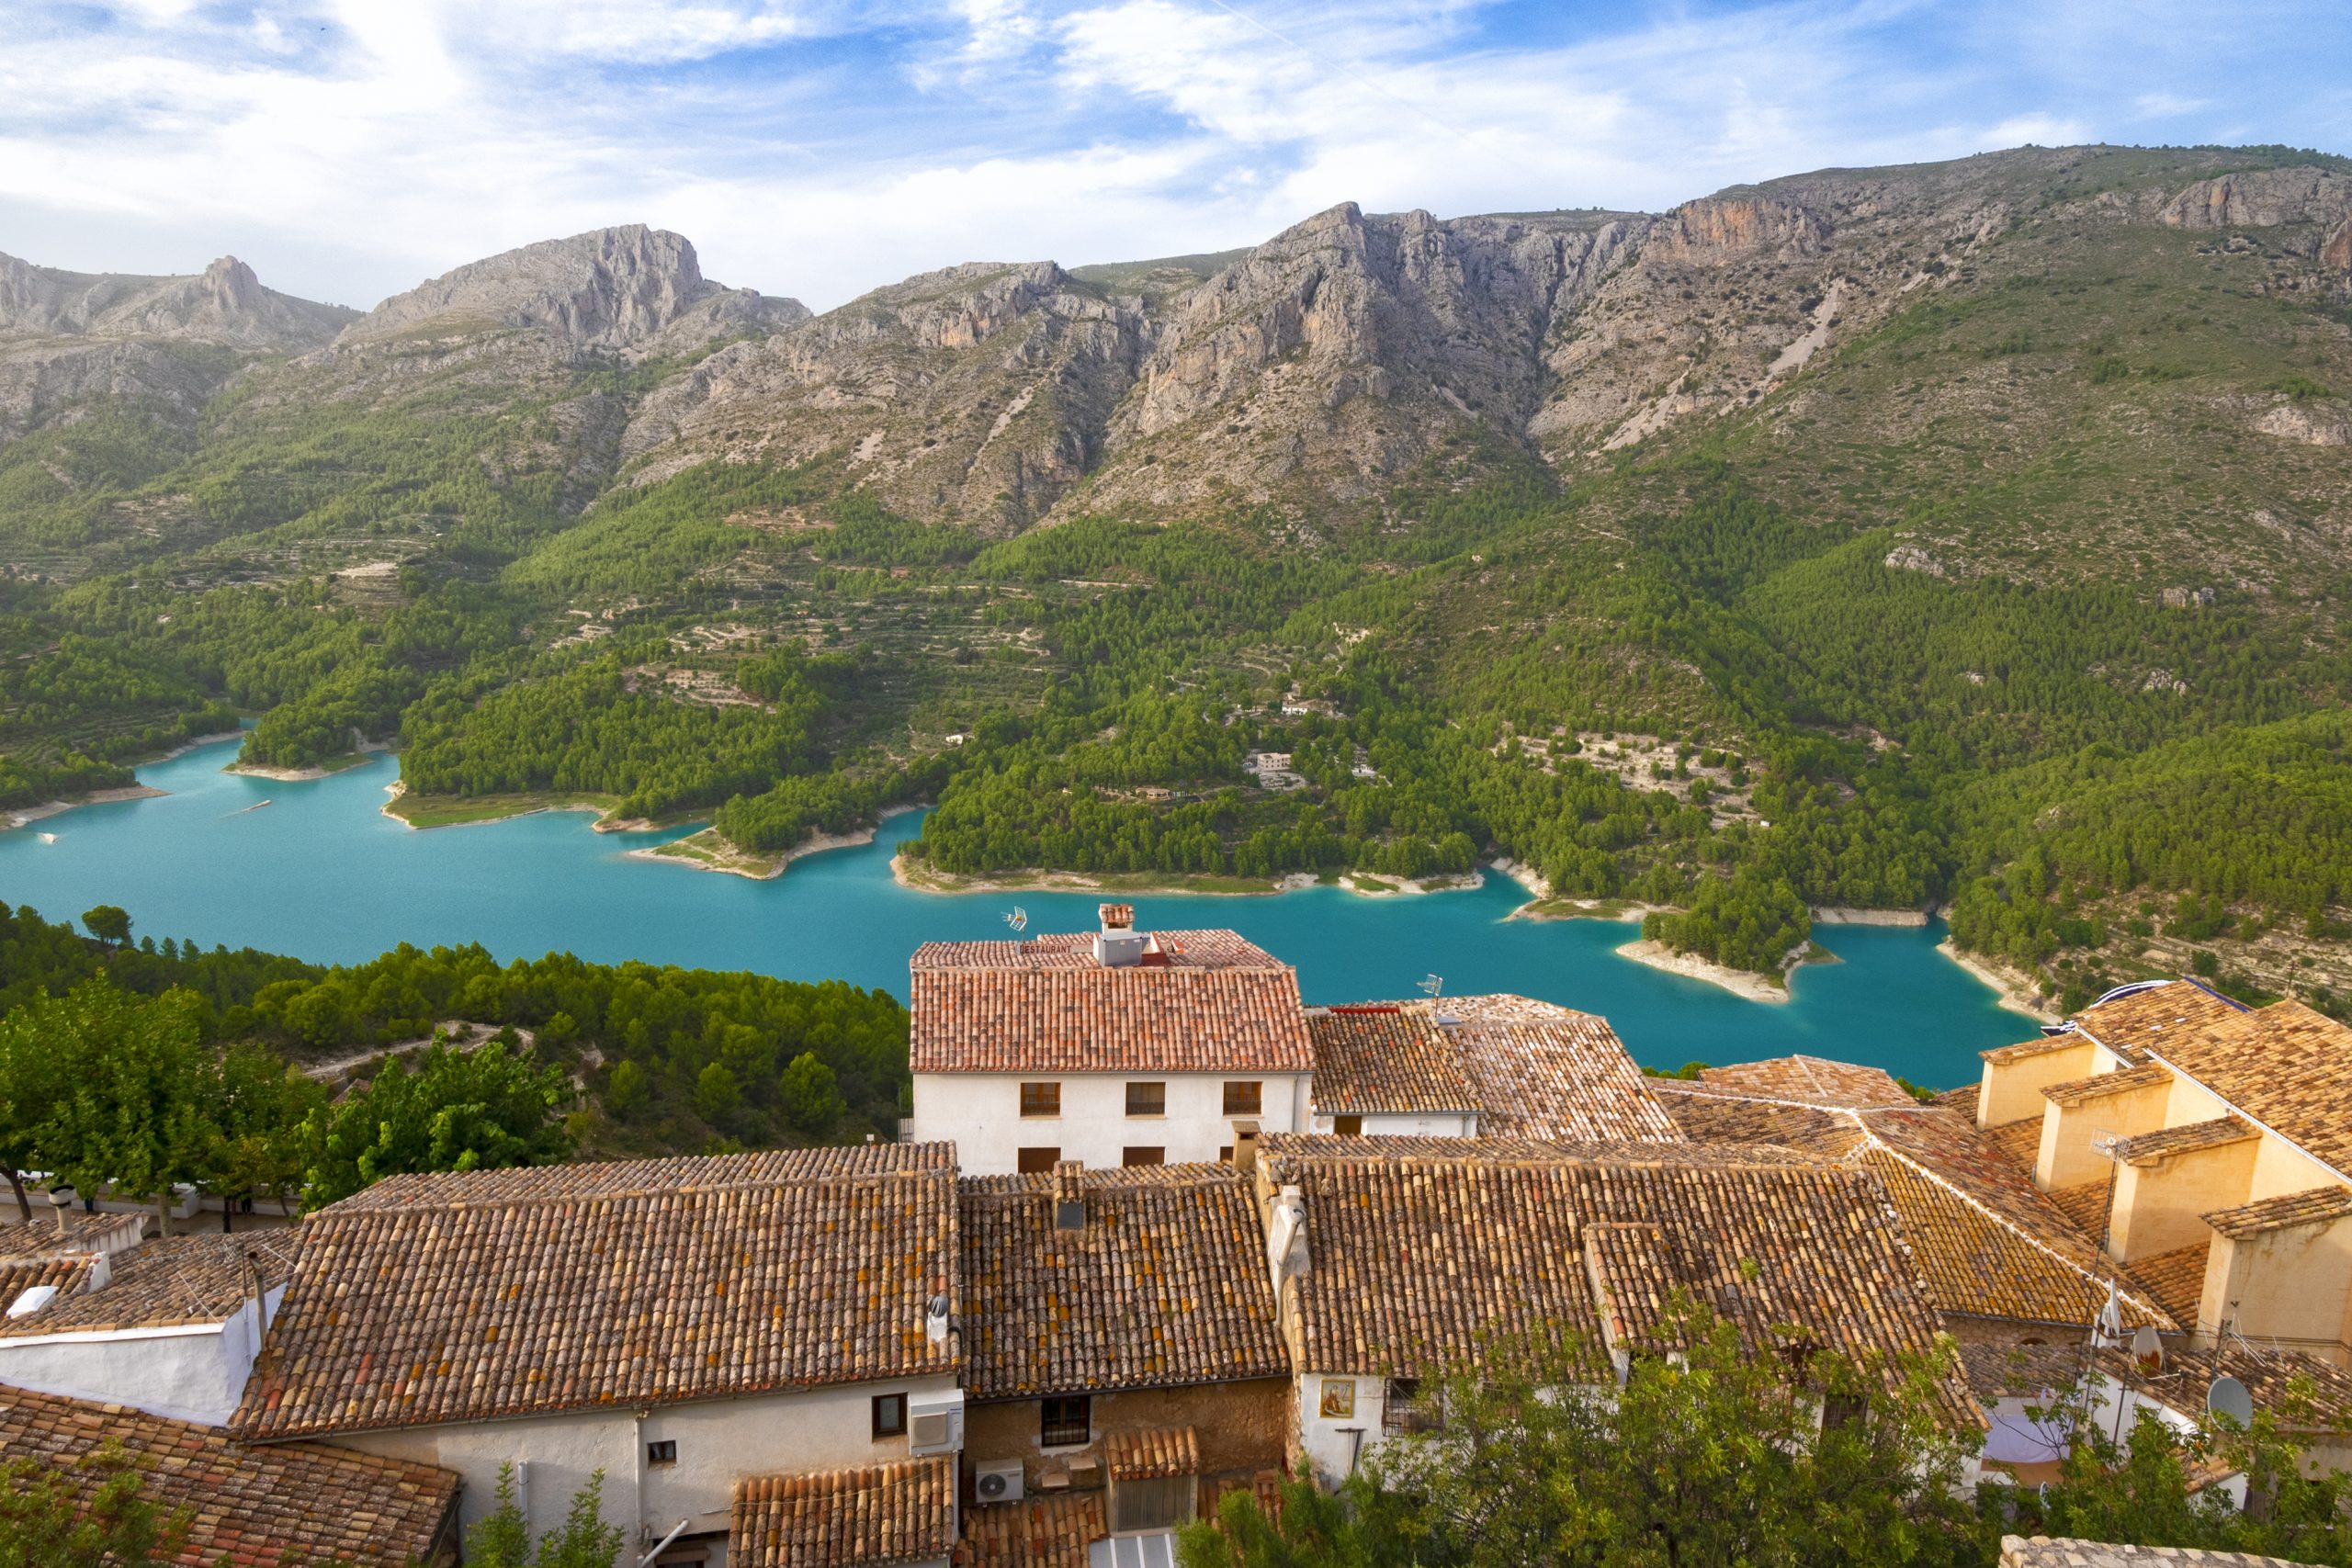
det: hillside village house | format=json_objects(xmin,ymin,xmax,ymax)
[
  {"xmin": 1304, "ymin": 995, "xmax": 1685, "ymax": 1141},
  {"xmin": 907, "ymin": 908, "xmax": 1314, "ymax": 1174},
  {"xmin": 1252, "ymin": 1133, "xmax": 1984, "ymax": 1485},
  {"xmin": 232, "ymin": 1146, "xmax": 967, "ymax": 1568},
  {"xmin": 1973, "ymin": 981, "xmax": 2352, "ymax": 1367},
  {"xmin": 0, "ymin": 1216, "xmax": 298, "ymax": 1427},
  {"xmin": 957, "ymin": 1159, "xmax": 1290, "ymax": 1561}
]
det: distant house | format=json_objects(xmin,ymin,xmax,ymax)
[
  {"xmin": 1251, "ymin": 1134, "xmax": 1982, "ymax": 1486},
  {"xmin": 907, "ymin": 908, "xmax": 1314, "ymax": 1175},
  {"xmin": 234, "ymin": 1147, "xmax": 966, "ymax": 1567},
  {"xmin": 1973, "ymin": 982, "xmax": 2352, "ymax": 1367},
  {"xmin": 1305, "ymin": 995, "xmax": 1685, "ymax": 1142},
  {"xmin": 0, "ymin": 1383, "xmax": 461, "ymax": 1568},
  {"xmin": 0, "ymin": 1222, "xmax": 299, "ymax": 1426},
  {"xmin": 957, "ymin": 1160, "xmax": 1290, "ymax": 1559},
  {"xmin": 1654, "ymin": 1055, "xmax": 2177, "ymax": 1346}
]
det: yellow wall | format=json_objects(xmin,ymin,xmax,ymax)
[
  {"xmin": 2038, "ymin": 1077, "xmax": 2171, "ymax": 1191},
  {"xmin": 2250, "ymin": 1136, "xmax": 2339, "ymax": 1201},
  {"xmin": 2109, "ymin": 1139, "xmax": 2261, "ymax": 1262},
  {"xmin": 1980, "ymin": 1039, "xmax": 2098, "ymax": 1127},
  {"xmin": 2201, "ymin": 1219, "xmax": 2352, "ymax": 1364}
]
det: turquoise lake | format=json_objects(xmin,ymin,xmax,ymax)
[{"xmin": 0, "ymin": 740, "xmax": 2035, "ymax": 1088}]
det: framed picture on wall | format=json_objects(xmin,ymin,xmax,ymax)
[{"xmin": 1318, "ymin": 1378, "xmax": 1355, "ymax": 1419}]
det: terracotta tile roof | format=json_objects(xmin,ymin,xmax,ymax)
[
  {"xmin": 2003, "ymin": 1534, "xmax": 2322, "ymax": 1567},
  {"xmin": 2070, "ymin": 982, "xmax": 2249, "ymax": 1062},
  {"xmin": 910, "ymin": 931, "xmax": 1311, "ymax": 1075},
  {"xmin": 1987, "ymin": 1117, "xmax": 2044, "ymax": 1168},
  {"xmin": 0, "ymin": 1255, "xmax": 92, "ymax": 1314},
  {"xmin": 2045, "ymin": 1181, "xmax": 2112, "ymax": 1237},
  {"xmin": 1104, "ymin": 1425, "xmax": 1200, "ymax": 1481},
  {"xmin": 2043, "ymin": 1064, "xmax": 2172, "ymax": 1108},
  {"xmin": 0, "ymin": 1232, "xmax": 301, "ymax": 1340},
  {"xmin": 912, "ymin": 930, "xmax": 1282, "ymax": 972},
  {"xmin": 1308, "ymin": 997, "xmax": 1682, "ymax": 1143},
  {"xmin": 2137, "ymin": 1341, "xmax": 2352, "ymax": 1434},
  {"xmin": 2115, "ymin": 1117, "xmax": 2259, "ymax": 1167},
  {"xmin": 0, "ymin": 1385, "xmax": 458, "ymax": 1568},
  {"xmin": 324, "ymin": 1144, "xmax": 949, "ymax": 1212},
  {"xmin": 2143, "ymin": 1000, "xmax": 2352, "ymax": 1176},
  {"xmin": 0, "ymin": 1211, "xmax": 147, "ymax": 1255},
  {"xmin": 1983, "ymin": 1033, "xmax": 2093, "ymax": 1066},
  {"xmin": 958, "ymin": 1163, "xmax": 1286, "ymax": 1400},
  {"xmin": 1930, "ymin": 1086, "xmax": 1980, "ymax": 1117},
  {"xmin": 1960, "ymin": 1340, "xmax": 2091, "ymax": 1403},
  {"xmin": 235, "ymin": 1146, "xmax": 960, "ymax": 1441},
  {"xmin": 2132, "ymin": 1241, "xmax": 2211, "ymax": 1325},
  {"xmin": 1260, "ymin": 1136, "xmax": 1981, "ymax": 1426},
  {"xmin": 1690, "ymin": 1055, "xmax": 1916, "ymax": 1109},
  {"xmin": 1658, "ymin": 1076, "xmax": 2171, "ymax": 1329},
  {"xmin": 2204, "ymin": 1184, "xmax": 2352, "ymax": 1240},
  {"xmin": 1306, "ymin": 1007, "xmax": 1479, "ymax": 1114},
  {"xmin": 732, "ymin": 1457, "xmax": 956, "ymax": 1568},
  {"xmin": 959, "ymin": 1495, "xmax": 1104, "ymax": 1568}
]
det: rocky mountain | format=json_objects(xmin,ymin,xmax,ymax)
[
  {"xmin": 622, "ymin": 261, "xmax": 1147, "ymax": 529},
  {"xmin": 0, "ymin": 252, "xmax": 356, "ymax": 349},
  {"xmin": 335, "ymin": 225, "xmax": 807, "ymax": 356}
]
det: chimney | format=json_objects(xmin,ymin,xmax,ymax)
[
  {"xmin": 1053, "ymin": 1161, "xmax": 1086, "ymax": 1231},
  {"xmin": 47, "ymin": 1186, "xmax": 75, "ymax": 1236},
  {"xmin": 924, "ymin": 1275, "xmax": 952, "ymax": 1346},
  {"xmin": 1266, "ymin": 1183, "xmax": 1309, "ymax": 1293},
  {"xmin": 1091, "ymin": 905, "xmax": 1149, "ymax": 968},
  {"xmin": 1232, "ymin": 1121, "xmax": 1260, "ymax": 1174},
  {"xmin": 85, "ymin": 1250, "xmax": 111, "ymax": 1293}
]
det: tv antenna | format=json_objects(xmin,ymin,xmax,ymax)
[
  {"xmin": 1418, "ymin": 974, "xmax": 1443, "ymax": 998},
  {"xmin": 1003, "ymin": 907, "xmax": 1027, "ymax": 933},
  {"xmin": 2208, "ymin": 1375, "xmax": 2253, "ymax": 1428}
]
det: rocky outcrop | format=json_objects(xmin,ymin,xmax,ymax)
[
  {"xmin": 0, "ymin": 338, "xmax": 231, "ymax": 440},
  {"xmin": 2158, "ymin": 166, "xmax": 2352, "ymax": 231},
  {"xmin": 1068, "ymin": 203, "xmax": 1644, "ymax": 515},
  {"xmin": 0, "ymin": 252, "xmax": 354, "ymax": 349},
  {"xmin": 621, "ymin": 262, "xmax": 1147, "ymax": 529},
  {"xmin": 1645, "ymin": 197, "xmax": 1826, "ymax": 265},
  {"xmin": 338, "ymin": 225, "xmax": 806, "ymax": 355}
]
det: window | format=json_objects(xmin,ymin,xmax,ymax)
[
  {"xmin": 646, "ymin": 1438, "xmax": 678, "ymax": 1467},
  {"xmin": 1019, "ymin": 1082, "xmax": 1060, "ymax": 1118},
  {"xmin": 1821, "ymin": 1393, "xmax": 1867, "ymax": 1436},
  {"xmin": 1385, "ymin": 1377, "xmax": 1442, "ymax": 1435},
  {"xmin": 1332, "ymin": 1115, "xmax": 1363, "ymax": 1136},
  {"xmin": 1222, "ymin": 1080, "xmax": 1261, "ymax": 1116},
  {"xmin": 872, "ymin": 1392, "xmax": 908, "ymax": 1438},
  {"xmin": 1122, "ymin": 1146, "xmax": 1164, "ymax": 1168},
  {"xmin": 1218, "ymin": 1145, "xmax": 1234, "ymax": 1162},
  {"xmin": 1125, "ymin": 1081, "xmax": 1166, "ymax": 1116},
  {"xmin": 1017, "ymin": 1146, "xmax": 1061, "ymax": 1174},
  {"xmin": 1041, "ymin": 1394, "xmax": 1091, "ymax": 1447}
]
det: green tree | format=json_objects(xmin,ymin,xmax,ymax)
[
  {"xmin": 0, "ymin": 1444, "xmax": 193, "ymax": 1568},
  {"xmin": 80, "ymin": 905, "xmax": 130, "ymax": 947},
  {"xmin": 694, "ymin": 1061, "xmax": 743, "ymax": 1125},
  {"xmin": 300, "ymin": 1034, "xmax": 572, "ymax": 1210},
  {"xmin": 603, "ymin": 1058, "xmax": 649, "ymax": 1117},
  {"xmin": 776, "ymin": 1051, "xmax": 845, "ymax": 1136},
  {"xmin": 195, "ymin": 1044, "xmax": 327, "ymax": 1229},
  {"xmin": 464, "ymin": 1465, "xmax": 624, "ymax": 1568}
]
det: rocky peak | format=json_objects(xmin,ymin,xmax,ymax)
[
  {"xmin": 338, "ymin": 224, "xmax": 807, "ymax": 355},
  {"xmin": 2158, "ymin": 166, "xmax": 2352, "ymax": 231},
  {"xmin": 1646, "ymin": 197, "xmax": 1826, "ymax": 266},
  {"xmin": 0, "ymin": 249, "xmax": 353, "ymax": 350}
]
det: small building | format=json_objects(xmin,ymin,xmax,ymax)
[
  {"xmin": 1252, "ymin": 1134, "xmax": 1981, "ymax": 1487},
  {"xmin": 0, "ymin": 1383, "xmax": 462, "ymax": 1567},
  {"xmin": 1655, "ymin": 1055, "xmax": 2176, "ymax": 1347},
  {"xmin": 0, "ymin": 1226, "xmax": 300, "ymax": 1426},
  {"xmin": 235, "ymin": 1146, "xmax": 966, "ymax": 1567},
  {"xmin": 1305, "ymin": 995, "xmax": 1685, "ymax": 1142},
  {"xmin": 957, "ymin": 1159, "xmax": 1290, "ymax": 1559},
  {"xmin": 1973, "ymin": 983, "xmax": 2352, "ymax": 1367},
  {"xmin": 908, "ymin": 909, "xmax": 1314, "ymax": 1175}
]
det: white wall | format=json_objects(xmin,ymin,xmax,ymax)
[
  {"xmin": 1308, "ymin": 1112, "xmax": 1476, "ymax": 1138},
  {"xmin": 910, "ymin": 1073, "xmax": 1308, "ymax": 1175},
  {"xmin": 1294, "ymin": 1372, "xmax": 1385, "ymax": 1489},
  {"xmin": 337, "ymin": 1373, "xmax": 962, "ymax": 1564},
  {"xmin": 0, "ymin": 1286, "xmax": 281, "ymax": 1426}
]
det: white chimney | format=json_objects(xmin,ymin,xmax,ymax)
[
  {"xmin": 1092, "ymin": 903, "xmax": 1149, "ymax": 967},
  {"xmin": 85, "ymin": 1251, "xmax": 111, "ymax": 1293},
  {"xmin": 924, "ymin": 1279, "xmax": 952, "ymax": 1346},
  {"xmin": 1266, "ymin": 1184, "xmax": 1309, "ymax": 1294}
]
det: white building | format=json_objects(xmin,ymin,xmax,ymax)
[
  {"xmin": 232, "ymin": 1147, "xmax": 967, "ymax": 1568},
  {"xmin": 0, "ymin": 1217, "xmax": 295, "ymax": 1427},
  {"xmin": 906, "ymin": 908, "xmax": 1314, "ymax": 1176}
]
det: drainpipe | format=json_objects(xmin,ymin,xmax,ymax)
[
  {"xmin": 637, "ymin": 1519, "xmax": 691, "ymax": 1568},
  {"xmin": 632, "ymin": 1409, "xmax": 648, "ymax": 1551}
]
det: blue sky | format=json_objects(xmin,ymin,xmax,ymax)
[{"xmin": 2, "ymin": 0, "xmax": 2346, "ymax": 312}]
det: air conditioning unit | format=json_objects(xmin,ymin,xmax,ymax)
[
  {"xmin": 974, "ymin": 1458, "xmax": 1025, "ymax": 1504},
  {"xmin": 908, "ymin": 1390, "xmax": 966, "ymax": 1456}
]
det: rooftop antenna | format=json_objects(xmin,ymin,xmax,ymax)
[
  {"xmin": 1002, "ymin": 906, "xmax": 1027, "ymax": 933},
  {"xmin": 1418, "ymin": 974, "xmax": 1443, "ymax": 998},
  {"xmin": 2207, "ymin": 1375, "xmax": 2254, "ymax": 1429}
]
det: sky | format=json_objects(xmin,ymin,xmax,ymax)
[{"xmin": 2, "ymin": 0, "xmax": 2346, "ymax": 314}]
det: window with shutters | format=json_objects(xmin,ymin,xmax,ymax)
[{"xmin": 1019, "ymin": 1082, "xmax": 1060, "ymax": 1117}]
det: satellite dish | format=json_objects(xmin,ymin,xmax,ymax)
[
  {"xmin": 2208, "ymin": 1375, "xmax": 2254, "ymax": 1427},
  {"xmin": 2129, "ymin": 1324, "xmax": 2163, "ymax": 1373}
]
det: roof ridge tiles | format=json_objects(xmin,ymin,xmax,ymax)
[{"xmin": 315, "ymin": 1162, "xmax": 939, "ymax": 1222}]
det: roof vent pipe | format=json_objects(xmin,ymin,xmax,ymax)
[{"xmin": 47, "ymin": 1187, "xmax": 74, "ymax": 1235}]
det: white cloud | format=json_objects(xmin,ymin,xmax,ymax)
[{"xmin": 2134, "ymin": 91, "xmax": 2208, "ymax": 118}]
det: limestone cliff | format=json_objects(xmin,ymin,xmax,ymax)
[{"xmin": 0, "ymin": 252, "xmax": 356, "ymax": 349}]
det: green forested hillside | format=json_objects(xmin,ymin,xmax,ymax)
[{"xmin": 0, "ymin": 143, "xmax": 2346, "ymax": 1018}]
